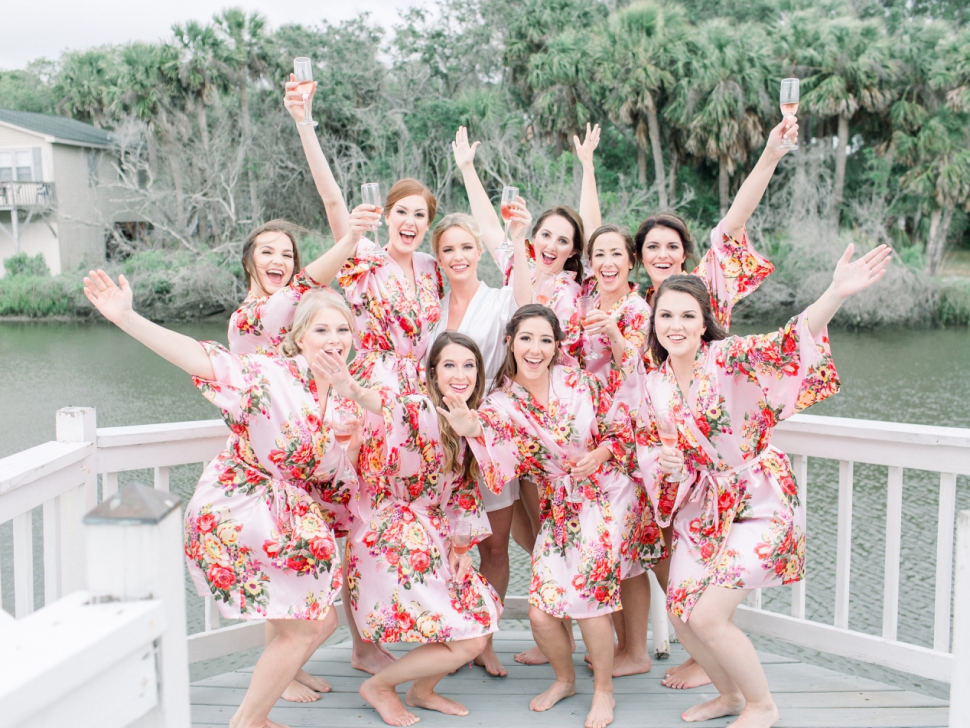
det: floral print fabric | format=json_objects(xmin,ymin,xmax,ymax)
[
  {"xmin": 228, "ymin": 270, "xmax": 322, "ymax": 355},
  {"xmin": 634, "ymin": 312, "xmax": 840, "ymax": 621},
  {"xmin": 184, "ymin": 343, "xmax": 357, "ymax": 620}
]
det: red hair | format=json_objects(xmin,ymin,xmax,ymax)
[{"xmin": 385, "ymin": 178, "xmax": 437, "ymax": 222}]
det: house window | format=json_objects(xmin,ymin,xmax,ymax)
[{"xmin": 0, "ymin": 150, "xmax": 33, "ymax": 181}]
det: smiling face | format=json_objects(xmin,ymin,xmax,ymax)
[
  {"xmin": 436, "ymin": 226, "xmax": 481, "ymax": 285},
  {"xmin": 295, "ymin": 307, "xmax": 354, "ymax": 365},
  {"xmin": 249, "ymin": 230, "xmax": 296, "ymax": 296},
  {"xmin": 387, "ymin": 193, "xmax": 431, "ymax": 256},
  {"xmin": 509, "ymin": 316, "xmax": 557, "ymax": 384},
  {"xmin": 434, "ymin": 343, "xmax": 479, "ymax": 403},
  {"xmin": 533, "ymin": 214, "xmax": 577, "ymax": 275},
  {"xmin": 653, "ymin": 289, "xmax": 706, "ymax": 361},
  {"xmin": 641, "ymin": 225, "xmax": 687, "ymax": 288},
  {"xmin": 590, "ymin": 232, "xmax": 634, "ymax": 295}
]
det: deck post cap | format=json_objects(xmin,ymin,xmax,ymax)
[{"xmin": 83, "ymin": 483, "xmax": 181, "ymax": 525}]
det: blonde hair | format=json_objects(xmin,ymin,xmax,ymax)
[
  {"xmin": 279, "ymin": 289, "xmax": 355, "ymax": 358},
  {"xmin": 430, "ymin": 213, "xmax": 483, "ymax": 257}
]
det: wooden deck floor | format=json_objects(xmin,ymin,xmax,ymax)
[{"xmin": 190, "ymin": 630, "xmax": 949, "ymax": 728}]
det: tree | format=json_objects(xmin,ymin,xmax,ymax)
[
  {"xmin": 0, "ymin": 67, "xmax": 56, "ymax": 114},
  {"xmin": 53, "ymin": 48, "xmax": 120, "ymax": 127},
  {"xmin": 165, "ymin": 21, "xmax": 230, "ymax": 154}
]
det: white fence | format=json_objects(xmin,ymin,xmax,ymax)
[{"xmin": 0, "ymin": 407, "xmax": 968, "ymax": 722}]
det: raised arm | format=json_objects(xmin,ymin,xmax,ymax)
[
  {"xmin": 314, "ymin": 350, "xmax": 384, "ymax": 414},
  {"xmin": 452, "ymin": 127, "xmax": 505, "ymax": 260},
  {"xmin": 805, "ymin": 244, "xmax": 891, "ymax": 336},
  {"xmin": 508, "ymin": 196, "xmax": 534, "ymax": 308},
  {"xmin": 301, "ymin": 204, "xmax": 380, "ymax": 287},
  {"xmin": 284, "ymin": 75, "xmax": 350, "ymax": 242},
  {"xmin": 83, "ymin": 271, "xmax": 214, "ymax": 379},
  {"xmin": 574, "ymin": 123, "xmax": 601, "ymax": 241},
  {"xmin": 721, "ymin": 116, "xmax": 798, "ymax": 240}
]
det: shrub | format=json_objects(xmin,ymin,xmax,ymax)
[{"xmin": 4, "ymin": 252, "xmax": 50, "ymax": 277}]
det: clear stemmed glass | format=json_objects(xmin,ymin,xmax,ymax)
[
  {"xmin": 361, "ymin": 182, "xmax": 383, "ymax": 249},
  {"xmin": 293, "ymin": 58, "xmax": 317, "ymax": 128},
  {"xmin": 535, "ymin": 273, "xmax": 556, "ymax": 307},
  {"xmin": 656, "ymin": 410, "xmax": 687, "ymax": 482},
  {"xmin": 779, "ymin": 78, "xmax": 799, "ymax": 150},
  {"xmin": 450, "ymin": 520, "xmax": 473, "ymax": 587},
  {"xmin": 497, "ymin": 186, "xmax": 518, "ymax": 255},
  {"xmin": 330, "ymin": 409, "xmax": 360, "ymax": 452},
  {"xmin": 577, "ymin": 295, "xmax": 602, "ymax": 361},
  {"xmin": 563, "ymin": 433, "xmax": 587, "ymax": 504}
]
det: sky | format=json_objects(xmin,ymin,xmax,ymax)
[{"xmin": 1, "ymin": 0, "xmax": 419, "ymax": 70}]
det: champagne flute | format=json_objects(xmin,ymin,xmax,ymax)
[
  {"xmin": 656, "ymin": 410, "xmax": 687, "ymax": 482},
  {"xmin": 450, "ymin": 520, "xmax": 473, "ymax": 586},
  {"xmin": 563, "ymin": 433, "xmax": 588, "ymax": 503},
  {"xmin": 293, "ymin": 58, "xmax": 317, "ymax": 128},
  {"xmin": 361, "ymin": 182, "xmax": 383, "ymax": 249},
  {"xmin": 779, "ymin": 78, "xmax": 799, "ymax": 150},
  {"xmin": 535, "ymin": 273, "xmax": 556, "ymax": 307},
  {"xmin": 576, "ymin": 295, "xmax": 603, "ymax": 361},
  {"xmin": 330, "ymin": 409, "xmax": 360, "ymax": 452},
  {"xmin": 497, "ymin": 186, "xmax": 518, "ymax": 255}
]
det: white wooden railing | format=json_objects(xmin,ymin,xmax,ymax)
[{"xmin": 0, "ymin": 408, "xmax": 968, "ymax": 720}]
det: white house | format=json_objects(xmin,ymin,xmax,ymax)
[{"xmin": 0, "ymin": 109, "xmax": 128, "ymax": 276}]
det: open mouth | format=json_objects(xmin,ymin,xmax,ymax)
[
  {"xmin": 449, "ymin": 382, "xmax": 469, "ymax": 394},
  {"xmin": 540, "ymin": 251, "xmax": 557, "ymax": 266},
  {"xmin": 323, "ymin": 347, "xmax": 344, "ymax": 357},
  {"xmin": 266, "ymin": 268, "xmax": 285, "ymax": 285},
  {"xmin": 652, "ymin": 262, "xmax": 672, "ymax": 273},
  {"xmin": 599, "ymin": 270, "xmax": 619, "ymax": 283},
  {"xmin": 665, "ymin": 334, "xmax": 686, "ymax": 345},
  {"xmin": 523, "ymin": 356, "xmax": 545, "ymax": 368},
  {"xmin": 400, "ymin": 230, "xmax": 416, "ymax": 245},
  {"xmin": 451, "ymin": 263, "xmax": 469, "ymax": 273}
]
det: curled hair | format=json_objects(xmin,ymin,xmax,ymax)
[
  {"xmin": 279, "ymin": 289, "xmax": 355, "ymax": 358},
  {"xmin": 430, "ymin": 213, "xmax": 482, "ymax": 257},
  {"xmin": 585, "ymin": 224, "xmax": 638, "ymax": 275},
  {"xmin": 241, "ymin": 220, "xmax": 306, "ymax": 289},
  {"xmin": 533, "ymin": 207, "xmax": 585, "ymax": 281},
  {"xmin": 491, "ymin": 304, "xmax": 564, "ymax": 392},
  {"xmin": 426, "ymin": 332, "xmax": 485, "ymax": 482},
  {"xmin": 648, "ymin": 275, "xmax": 727, "ymax": 365},
  {"xmin": 634, "ymin": 213, "xmax": 697, "ymax": 273},
  {"xmin": 386, "ymin": 178, "xmax": 438, "ymax": 224}
]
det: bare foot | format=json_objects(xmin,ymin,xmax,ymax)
[
  {"xmin": 665, "ymin": 656, "xmax": 692, "ymax": 678},
  {"xmin": 280, "ymin": 679, "xmax": 320, "ymax": 703},
  {"xmin": 474, "ymin": 641, "xmax": 509, "ymax": 677},
  {"xmin": 529, "ymin": 680, "xmax": 577, "ymax": 712},
  {"xmin": 583, "ymin": 642, "xmax": 620, "ymax": 664},
  {"xmin": 585, "ymin": 690, "xmax": 615, "ymax": 728},
  {"xmin": 295, "ymin": 669, "xmax": 331, "ymax": 693},
  {"xmin": 517, "ymin": 631, "xmax": 575, "ymax": 665},
  {"xmin": 352, "ymin": 642, "xmax": 397, "ymax": 675},
  {"xmin": 682, "ymin": 696, "xmax": 745, "ymax": 723},
  {"xmin": 662, "ymin": 660, "xmax": 711, "ymax": 689},
  {"xmin": 360, "ymin": 678, "xmax": 419, "ymax": 727},
  {"xmin": 405, "ymin": 686, "xmax": 469, "ymax": 716},
  {"xmin": 610, "ymin": 650, "xmax": 652, "ymax": 677},
  {"xmin": 729, "ymin": 701, "xmax": 779, "ymax": 728},
  {"xmin": 230, "ymin": 716, "xmax": 290, "ymax": 728}
]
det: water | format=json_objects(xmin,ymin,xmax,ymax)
[{"xmin": 1, "ymin": 320, "xmax": 969, "ymax": 690}]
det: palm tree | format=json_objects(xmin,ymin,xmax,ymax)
[
  {"xmin": 165, "ymin": 21, "xmax": 229, "ymax": 155},
  {"xmin": 594, "ymin": 1, "xmax": 688, "ymax": 206},
  {"xmin": 54, "ymin": 48, "xmax": 119, "ymax": 128},
  {"xmin": 666, "ymin": 18, "xmax": 774, "ymax": 216}
]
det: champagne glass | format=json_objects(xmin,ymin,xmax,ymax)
[
  {"xmin": 535, "ymin": 273, "xmax": 556, "ymax": 307},
  {"xmin": 576, "ymin": 295, "xmax": 603, "ymax": 361},
  {"xmin": 656, "ymin": 410, "xmax": 687, "ymax": 482},
  {"xmin": 563, "ymin": 433, "xmax": 588, "ymax": 504},
  {"xmin": 293, "ymin": 58, "xmax": 317, "ymax": 128},
  {"xmin": 450, "ymin": 520, "xmax": 473, "ymax": 586},
  {"xmin": 497, "ymin": 186, "xmax": 518, "ymax": 255},
  {"xmin": 330, "ymin": 409, "xmax": 360, "ymax": 452},
  {"xmin": 361, "ymin": 182, "xmax": 383, "ymax": 248},
  {"xmin": 779, "ymin": 78, "xmax": 799, "ymax": 150}
]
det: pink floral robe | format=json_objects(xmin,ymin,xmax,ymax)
[
  {"xmin": 634, "ymin": 313, "xmax": 840, "ymax": 621},
  {"xmin": 345, "ymin": 388, "xmax": 501, "ymax": 643},
  {"xmin": 338, "ymin": 238, "xmax": 443, "ymax": 394},
  {"xmin": 228, "ymin": 270, "xmax": 323, "ymax": 355},
  {"xmin": 184, "ymin": 343, "xmax": 357, "ymax": 620},
  {"xmin": 470, "ymin": 366, "xmax": 648, "ymax": 618}
]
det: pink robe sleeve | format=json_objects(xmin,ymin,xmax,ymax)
[
  {"xmin": 337, "ymin": 238, "xmax": 387, "ymax": 308},
  {"xmin": 694, "ymin": 220, "xmax": 775, "ymax": 329},
  {"xmin": 227, "ymin": 270, "xmax": 322, "ymax": 353},
  {"xmin": 633, "ymin": 399, "xmax": 688, "ymax": 528},
  {"xmin": 191, "ymin": 341, "xmax": 255, "ymax": 422},
  {"xmin": 467, "ymin": 400, "xmax": 532, "ymax": 496}
]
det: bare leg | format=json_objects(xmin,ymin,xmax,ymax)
[
  {"xmin": 343, "ymin": 562, "xmax": 396, "ymax": 675},
  {"xmin": 475, "ymin": 504, "xmax": 513, "ymax": 677},
  {"xmin": 230, "ymin": 611, "xmax": 336, "ymax": 728},
  {"xmin": 576, "ymin": 614, "xmax": 616, "ymax": 728},
  {"xmin": 528, "ymin": 606, "xmax": 577, "ymax": 712},
  {"xmin": 360, "ymin": 636, "xmax": 487, "ymax": 726},
  {"xmin": 265, "ymin": 622, "xmax": 320, "ymax": 703},
  {"xmin": 610, "ymin": 574, "xmax": 652, "ymax": 677}
]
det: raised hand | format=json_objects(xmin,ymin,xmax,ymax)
[
  {"xmin": 573, "ymin": 122, "xmax": 601, "ymax": 167},
  {"xmin": 581, "ymin": 309, "xmax": 622, "ymax": 345},
  {"xmin": 766, "ymin": 116, "xmax": 798, "ymax": 158},
  {"xmin": 436, "ymin": 392, "xmax": 482, "ymax": 437},
  {"xmin": 313, "ymin": 350, "xmax": 359, "ymax": 401},
  {"xmin": 452, "ymin": 126, "xmax": 481, "ymax": 170},
  {"xmin": 284, "ymin": 73, "xmax": 316, "ymax": 124},
  {"xmin": 83, "ymin": 270, "xmax": 133, "ymax": 325},
  {"xmin": 832, "ymin": 244, "xmax": 892, "ymax": 299},
  {"xmin": 507, "ymin": 195, "xmax": 532, "ymax": 244},
  {"xmin": 344, "ymin": 203, "xmax": 382, "ymax": 246}
]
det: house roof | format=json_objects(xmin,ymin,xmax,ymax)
[{"xmin": 0, "ymin": 109, "xmax": 112, "ymax": 148}]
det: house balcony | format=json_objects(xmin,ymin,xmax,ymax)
[{"xmin": 0, "ymin": 181, "xmax": 56, "ymax": 211}]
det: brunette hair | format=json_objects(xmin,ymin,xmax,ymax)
[
  {"xmin": 279, "ymin": 290, "xmax": 355, "ymax": 358},
  {"xmin": 241, "ymin": 219, "xmax": 306, "ymax": 289},
  {"xmin": 386, "ymin": 178, "xmax": 438, "ymax": 223},
  {"xmin": 648, "ymin": 275, "xmax": 727, "ymax": 365},
  {"xmin": 430, "ymin": 213, "xmax": 482, "ymax": 257},
  {"xmin": 426, "ymin": 332, "xmax": 485, "ymax": 482},
  {"xmin": 491, "ymin": 304, "xmax": 564, "ymax": 392},
  {"xmin": 533, "ymin": 206, "xmax": 585, "ymax": 280},
  {"xmin": 634, "ymin": 212, "xmax": 697, "ymax": 273},
  {"xmin": 585, "ymin": 224, "xmax": 638, "ymax": 274}
]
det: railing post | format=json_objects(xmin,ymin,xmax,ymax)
[
  {"xmin": 648, "ymin": 569, "xmax": 670, "ymax": 658},
  {"xmin": 950, "ymin": 510, "xmax": 970, "ymax": 728},
  {"xmin": 84, "ymin": 483, "xmax": 190, "ymax": 728},
  {"xmin": 55, "ymin": 407, "xmax": 97, "ymax": 597}
]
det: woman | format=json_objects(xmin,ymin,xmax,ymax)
[
  {"xmin": 425, "ymin": 201, "xmax": 533, "ymax": 676},
  {"xmin": 83, "ymin": 273, "xmax": 358, "ymax": 728},
  {"xmin": 316, "ymin": 333, "xmax": 502, "ymax": 727},
  {"xmin": 452, "ymin": 304, "xmax": 631, "ymax": 728},
  {"xmin": 636, "ymin": 244, "xmax": 890, "ymax": 727}
]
